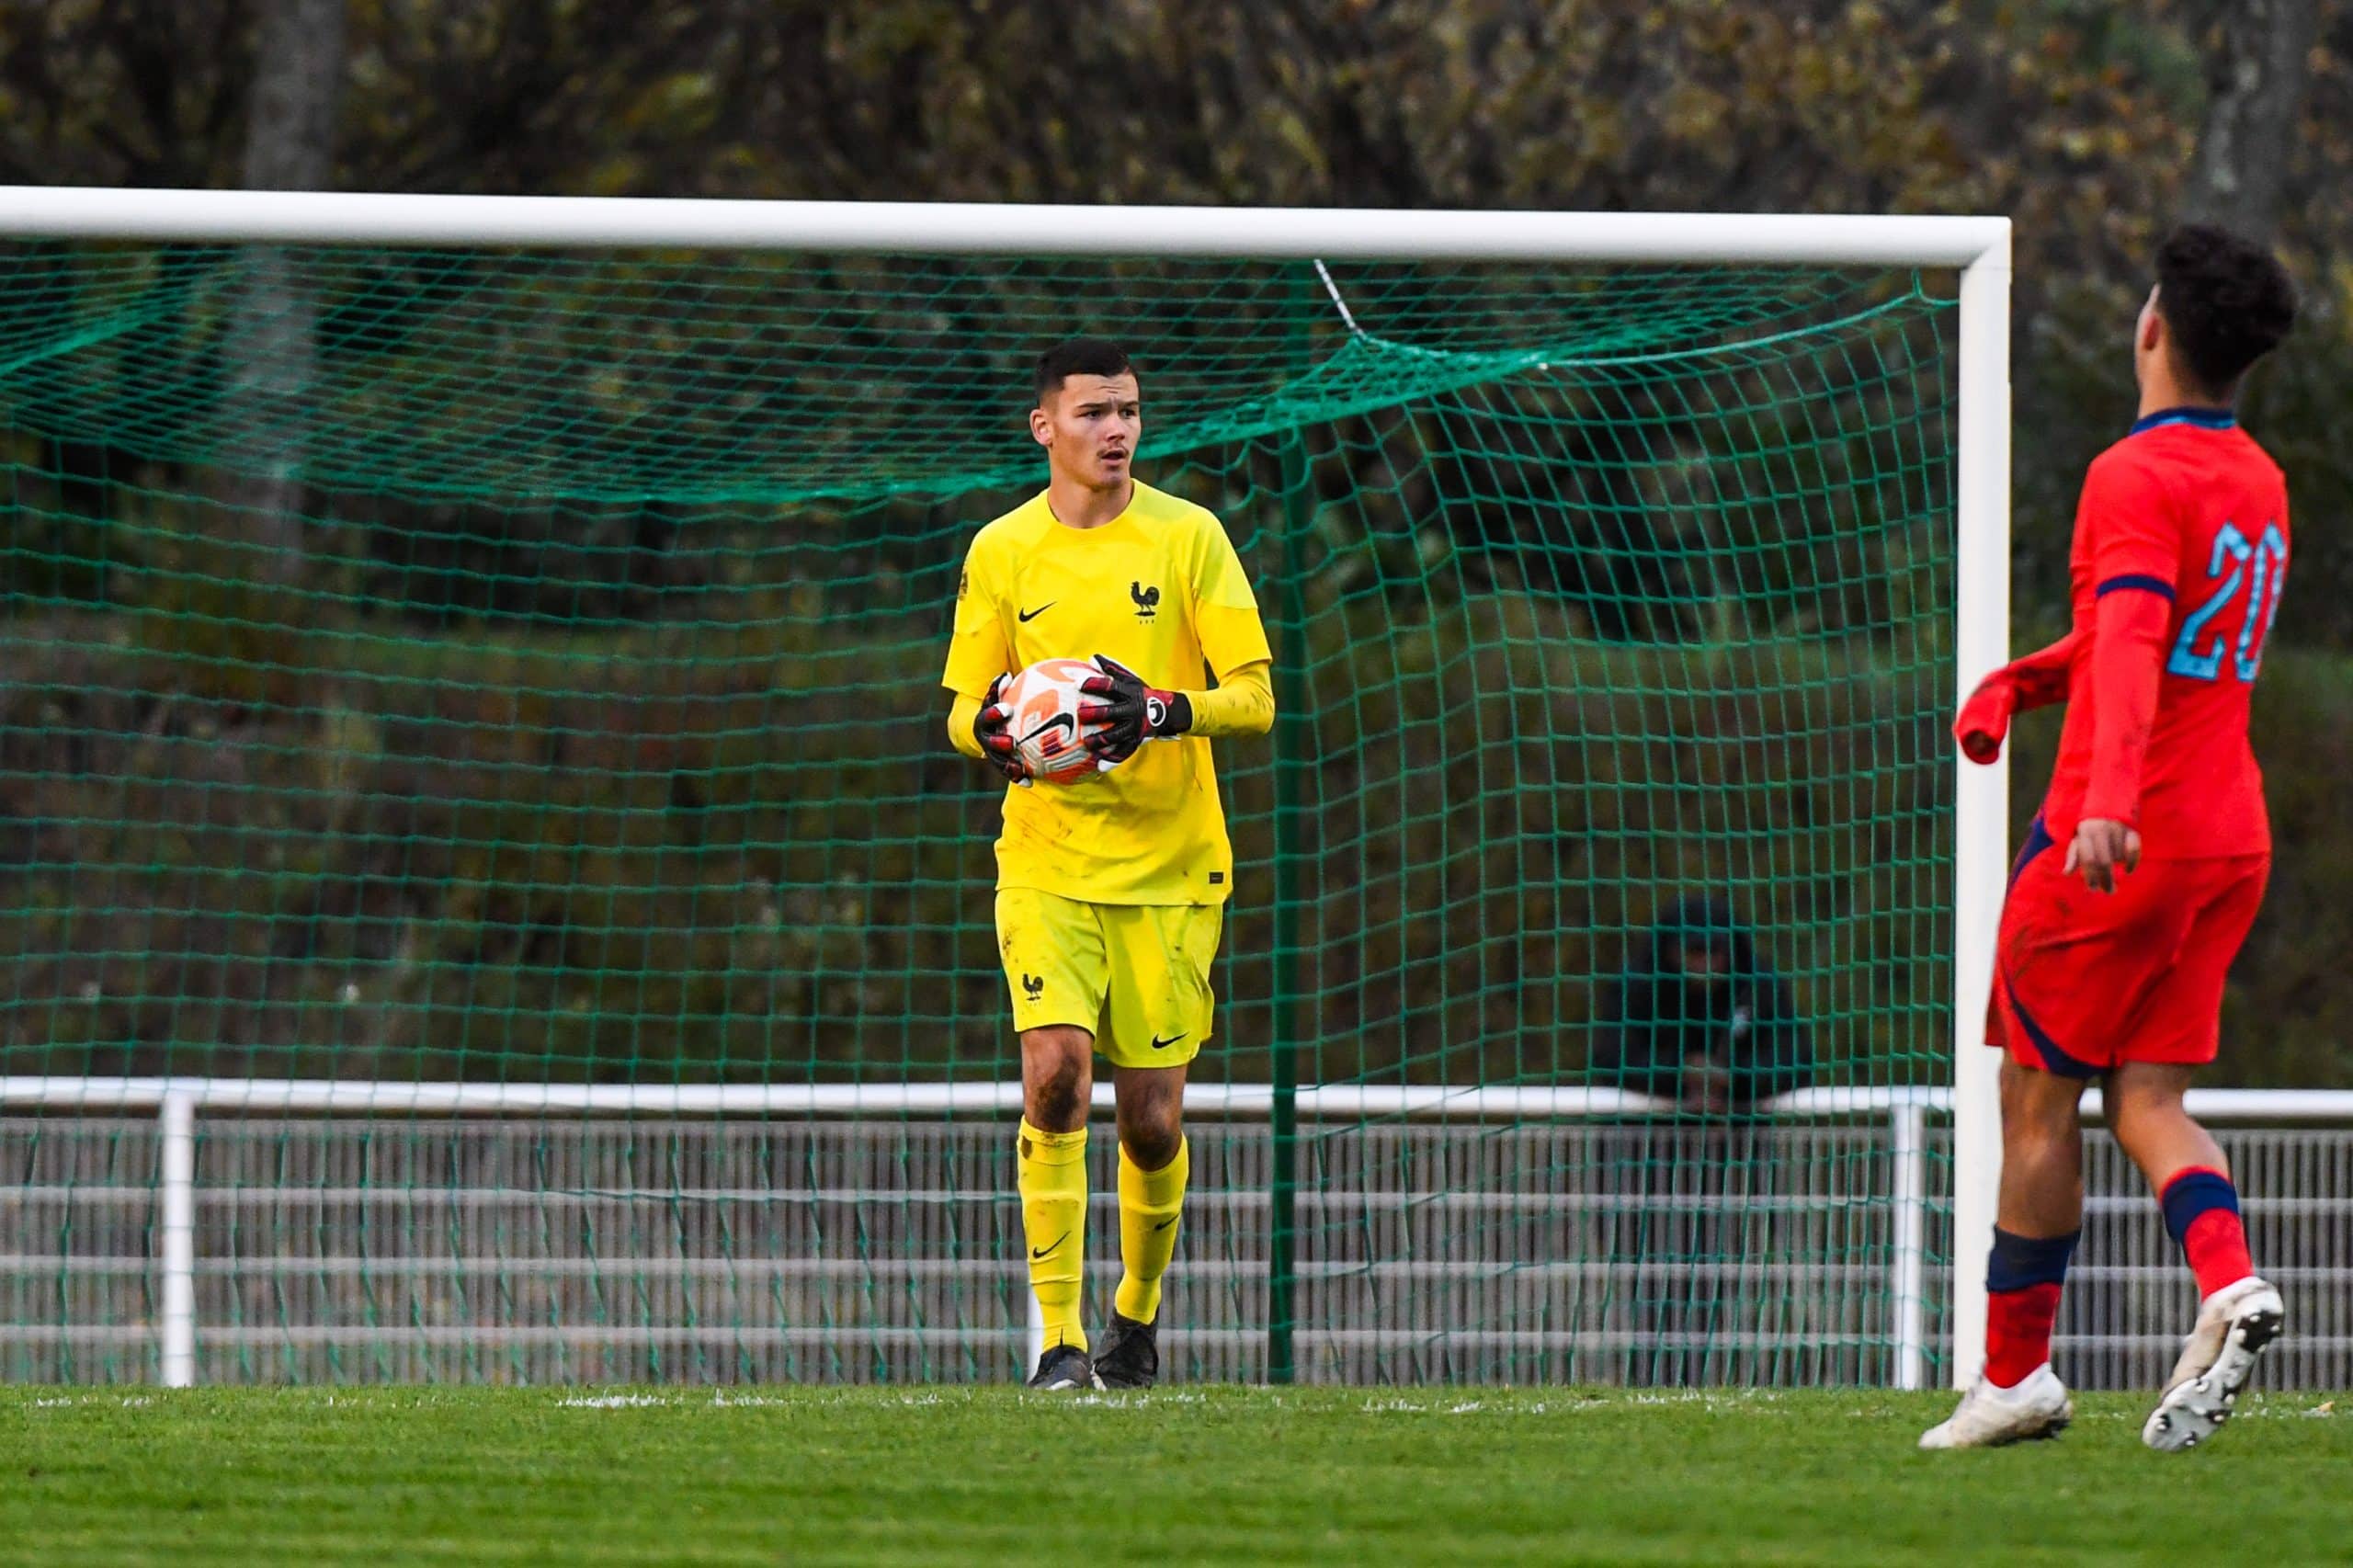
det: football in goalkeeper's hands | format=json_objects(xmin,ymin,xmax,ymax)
[{"xmin": 1001, "ymin": 657, "xmax": 1104, "ymax": 783}]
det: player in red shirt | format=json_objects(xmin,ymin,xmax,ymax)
[{"xmin": 1924, "ymin": 225, "xmax": 2298, "ymax": 1452}]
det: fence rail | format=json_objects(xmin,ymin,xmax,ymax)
[{"xmin": 5, "ymin": 1080, "xmax": 2349, "ymax": 1391}]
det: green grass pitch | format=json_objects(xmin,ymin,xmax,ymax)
[{"xmin": 5, "ymin": 1386, "xmax": 2347, "ymax": 1564}]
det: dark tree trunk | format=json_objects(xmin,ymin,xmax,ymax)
[
  {"xmin": 2182, "ymin": 0, "xmax": 2319, "ymax": 244},
  {"xmin": 223, "ymin": 0, "xmax": 347, "ymax": 585}
]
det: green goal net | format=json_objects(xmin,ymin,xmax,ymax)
[{"xmin": 0, "ymin": 233, "xmax": 1960, "ymax": 1385}]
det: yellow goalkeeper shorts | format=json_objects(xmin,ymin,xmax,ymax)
[{"xmin": 995, "ymin": 887, "xmax": 1222, "ymax": 1069}]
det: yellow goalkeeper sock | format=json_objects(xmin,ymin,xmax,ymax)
[
  {"xmin": 1017, "ymin": 1119, "xmax": 1089, "ymax": 1352},
  {"xmin": 1114, "ymin": 1136, "xmax": 1188, "ymax": 1324}
]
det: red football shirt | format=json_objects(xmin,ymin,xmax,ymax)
[{"xmin": 2040, "ymin": 408, "xmax": 2290, "ymax": 858}]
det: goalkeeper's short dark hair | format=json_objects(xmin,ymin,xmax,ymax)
[
  {"xmin": 2154, "ymin": 224, "xmax": 2297, "ymax": 397},
  {"xmin": 1034, "ymin": 338, "xmax": 1136, "ymax": 404}
]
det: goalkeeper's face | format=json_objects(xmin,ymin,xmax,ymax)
[{"xmin": 1033, "ymin": 372, "xmax": 1142, "ymax": 492}]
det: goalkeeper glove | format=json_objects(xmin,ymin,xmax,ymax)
[
  {"xmin": 1079, "ymin": 653, "xmax": 1191, "ymax": 766},
  {"xmin": 972, "ymin": 675, "xmax": 1032, "ymax": 786}
]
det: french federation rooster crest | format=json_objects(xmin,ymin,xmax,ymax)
[{"xmin": 1131, "ymin": 581, "xmax": 1160, "ymax": 619}]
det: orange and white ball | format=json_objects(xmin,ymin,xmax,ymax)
[{"xmin": 999, "ymin": 657, "xmax": 1102, "ymax": 783}]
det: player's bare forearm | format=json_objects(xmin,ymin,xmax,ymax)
[{"xmin": 1180, "ymin": 661, "xmax": 1274, "ymax": 738}]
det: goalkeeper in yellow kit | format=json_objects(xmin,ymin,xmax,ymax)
[{"xmin": 941, "ymin": 339, "xmax": 1275, "ymax": 1390}]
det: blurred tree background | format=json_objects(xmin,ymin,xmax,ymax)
[
  {"xmin": 2, "ymin": 0, "xmax": 2349, "ymax": 1085},
  {"xmin": 8, "ymin": 0, "xmax": 2348, "ymax": 616}
]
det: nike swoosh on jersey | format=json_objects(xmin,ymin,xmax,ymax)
[
  {"xmin": 1150, "ymin": 1033, "xmax": 1187, "ymax": 1051},
  {"xmin": 1017, "ymin": 603, "xmax": 1056, "ymax": 622}
]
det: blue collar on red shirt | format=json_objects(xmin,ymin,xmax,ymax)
[{"xmin": 2130, "ymin": 405, "xmax": 2236, "ymax": 435}]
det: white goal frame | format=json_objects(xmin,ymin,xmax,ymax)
[{"xmin": 0, "ymin": 187, "xmax": 2015, "ymax": 1389}]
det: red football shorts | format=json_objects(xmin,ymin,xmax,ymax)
[{"xmin": 1986, "ymin": 817, "xmax": 2269, "ymax": 1077}]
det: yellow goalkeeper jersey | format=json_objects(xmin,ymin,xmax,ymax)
[{"xmin": 942, "ymin": 480, "xmax": 1272, "ymax": 905}]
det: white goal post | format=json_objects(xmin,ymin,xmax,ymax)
[{"xmin": 0, "ymin": 187, "xmax": 2014, "ymax": 1390}]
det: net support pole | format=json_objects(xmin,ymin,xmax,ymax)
[
  {"xmin": 1890, "ymin": 1100, "xmax": 1928, "ymax": 1391},
  {"xmin": 157, "ymin": 1089, "xmax": 199, "ymax": 1388},
  {"xmin": 1950, "ymin": 236, "xmax": 2013, "ymax": 1389},
  {"xmin": 1267, "ymin": 424, "xmax": 1314, "ymax": 1386}
]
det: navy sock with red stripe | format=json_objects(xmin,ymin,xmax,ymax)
[
  {"xmin": 1984, "ymin": 1227, "xmax": 2078, "ymax": 1388},
  {"xmin": 2159, "ymin": 1166, "xmax": 2255, "ymax": 1300}
]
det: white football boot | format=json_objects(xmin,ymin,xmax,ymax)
[
  {"xmin": 1918, "ymin": 1364, "xmax": 2074, "ymax": 1450},
  {"xmin": 2142, "ymin": 1275, "xmax": 2284, "ymax": 1452}
]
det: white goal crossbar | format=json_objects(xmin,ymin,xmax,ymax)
[
  {"xmin": 1, "ymin": 187, "xmax": 2006, "ymax": 264},
  {"xmin": 0, "ymin": 187, "xmax": 2015, "ymax": 1387}
]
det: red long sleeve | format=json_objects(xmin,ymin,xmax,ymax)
[
  {"xmin": 2006, "ymin": 630, "xmax": 2084, "ymax": 711},
  {"xmin": 1953, "ymin": 630, "xmax": 2086, "ymax": 764},
  {"xmin": 2082, "ymin": 589, "xmax": 2172, "ymax": 824}
]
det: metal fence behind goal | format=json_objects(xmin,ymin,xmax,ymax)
[{"xmin": 4, "ymin": 1083, "xmax": 2349, "ymax": 1390}]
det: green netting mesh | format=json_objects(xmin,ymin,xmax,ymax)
[{"xmin": 0, "ymin": 239, "xmax": 1958, "ymax": 1386}]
